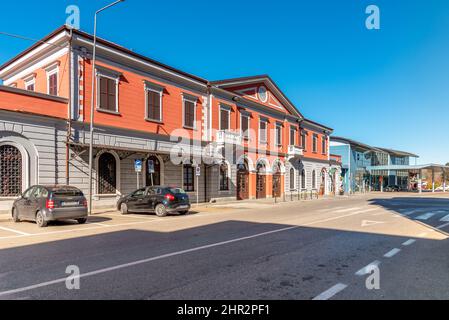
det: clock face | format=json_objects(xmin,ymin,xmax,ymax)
[{"xmin": 258, "ymin": 86, "xmax": 268, "ymax": 103}]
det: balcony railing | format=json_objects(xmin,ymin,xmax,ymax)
[
  {"xmin": 288, "ymin": 145, "xmax": 304, "ymax": 158},
  {"xmin": 216, "ymin": 130, "xmax": 243, "ymax": 145}
]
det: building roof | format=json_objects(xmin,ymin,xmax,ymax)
[
  {"xmin": 367, "ymin": 164, "xmax": 449, "ymax": 172},
  {"xmin": 330, "ymin": 136, "xmax": 382, "ymax": 152},
  {"xmin": 374, "ymin": 147, "xmax": 419, "ymax": 158}
]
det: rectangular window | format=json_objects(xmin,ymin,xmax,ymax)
[
  {"xmin": 146, "ymin": 90, "xmax": 162, "ymax": 121},
  {"xmin": 48, "ymin": 72, "xmax": 58, "ymax": 96},
  {"xmin": 322, "ymin": 136, "xmax": 327, "ymax": 155},
  {"xmin": 183, "ymin": 165, "xmax": 195, "ymax": 192},
  {"xmin": 241, "ymin": 114, "xmax": 250, "ymax": 140},
  {"xmin": 259, "ymin": 120, "xmax": 267, "ymax": 143},
  {"xmin": 301, "ymin": 131, "xmax": 307, "ymax": 150},
  {"xmin": 290, "ymin": 127, "xmax": 297, "ymax": 146},
  {"xmin": 25, "ymin": 78, "xmax": 35, "ymax": 92},
  {"xmin": 220, "ymin": 107, "xmax": 230, "ymax": 131},
  {"xmin": 313, "ymin": 134, "xmax": 318, "ymax": 153},
  {"xmin": 99, "ymin": 76, "xmax": 117, "ymax": 112},
  {"xmin": 275, "ymin": 123, "xmax": 282, "ymax": 146},
  {"xmin": 184, "ymin": 99, "xmax": 196, "ymax": 128}
]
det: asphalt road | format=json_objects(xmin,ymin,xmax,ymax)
[{"xmin": 0, "ymin": 193, "xmax": 448, "ymax": 300}]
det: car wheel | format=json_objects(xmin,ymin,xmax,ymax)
[
  {"xmin": 155, "ymin": 204, "xmax": 168, "ymax": 217},
  {"xmin": 35, "ymin": 211, "xmax": 48, "ymax": 228},
  {"xmin": 120, "ymin": 203, "xmax": 129, "ymax": 215},
  {"xmin": 77, "ymin": 218, "xmax": 87, "ymax": 224},
  {"xmin": 178, "ymin": 211, "xmax": 189, "ymax": 215},
  {"xmin": 12, "ymin": 207, "xmax": 20, "ymax": 223}
]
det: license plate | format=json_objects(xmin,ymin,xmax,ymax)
[{"xmin": 61, "ymin": 201, "xmax": 79, "ymax": 207}]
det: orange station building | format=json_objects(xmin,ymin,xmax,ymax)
[{"xmin": 0, "ymin": 26, "xmax": 341, "ymax": 205}]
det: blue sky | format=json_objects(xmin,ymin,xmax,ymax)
[{"xmin": 1, "ymin": 0, "xmax": 448, "ymax": 164}]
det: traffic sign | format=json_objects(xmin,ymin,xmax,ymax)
[
  {"xmin": 196, "ymin": 166, "xmax": 201, "ymax": 177},
  {"xmin": 134, "ymin": 159, "xmax": 143, "ymax": 173}
]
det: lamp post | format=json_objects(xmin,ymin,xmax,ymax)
[{"xmin": 88, "ymin": 0, "xmax": 125, "ymax": 214}]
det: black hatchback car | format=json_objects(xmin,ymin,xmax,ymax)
[
  {"xmin": 117, "ymin": 186, "xmax": 191, "ymax": 217},
  {"xmin": 12, "ymin": 185, "xmax": 88, "ymax": 227}
]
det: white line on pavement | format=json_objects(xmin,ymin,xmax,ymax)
[
  {"xmin": 0, "ymin": 226, "xmax": 30, "ymax": 236},
  {"xmin": 439, "ymin": 214, "xmax": 449, "ymax": 222},
  {"xmin": 436, "ymin": 222, "xmax": 449, "ymax": 230},
  {"xmin": 0, "ymin": 209, "xmax": 376, "ymax": 297},
  {"xmin": 355, "ymin": 261, "xmax": 381, "ymax": 276},
  {"xmin": 417, "ymin": 233, "xmax": 428, "ymax": 237},
  {"xmin": 384, "ymin": 248, "xmax": 401, "ymax": 258},
  {"xmin": 402, "ymin": 239, "xmax": 416, "ymax": 246},
  {"xmin": 333, "ymin": 207, "xmax": 364, "ymax": 213},
  {"xmin": 415, "ymin": 213, "xmax": 436, "ymax": 221},
  {"xmin": 312, "ymin": 283, "xmax": 348, "ymax": 300}
]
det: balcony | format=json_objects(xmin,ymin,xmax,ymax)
[
  {"xmin": 287, "ymin": 145, "xmax": 304, "ymax": 159},
  {"xmin": 216, "ymin": 130, "xmax": 242, "ymax": 145}
]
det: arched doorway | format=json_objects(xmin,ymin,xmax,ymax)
[
  {"xmin": 319, "ymin": 168, "xmax": 327, "ymax": 196},
  {"xmin": 256, "ymin": 162, "xmax": 267, "ymax": 199},
  {"xmin": 0, "ymin": 145, "xmax": 22, "ymax": 197},
  {"xmin": 272, "ymin": 161, "xmax": 282, "ymax": 198},
  {"xmin": 146, "ymin": 156, "xmax": 161, "ymax": 186},
  {"xmin": 98, "ymin": 152, "xmax": 117, "ymax": 194},
  {"xmin": 237, "ymin": 160, "xmax": 249, "ymax": 200}
]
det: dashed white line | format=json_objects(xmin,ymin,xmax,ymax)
[
  {"xmin": 436, "ymin": 222, "xmax": 449, "ymax": 230},
  {"xmin": 384, "ymin": 248, "xmax": 401, "ymax": 258},
  {"xmin": 312, "ymin": 283, "xmax": 348, "ymax": 300},
  {"xmin": 0, "ymin": 226, "xmax": 30, "ymax": 236},
  {"xmin": 402, "ymin": 239, "xmax": 416, "ymax": 246},
  {"xmin": 439, "ymin": 214, "xmax": 449, "ymax": 222},
  {"xmin": 355, "ymin": 261, "xmax": 381, "ymax": 276}
]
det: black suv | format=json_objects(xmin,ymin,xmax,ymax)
[{"xmin": 117, "ymin": 186, "xmax": 191, "ymax": 217}]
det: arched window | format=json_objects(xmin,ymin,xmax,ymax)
[
  {"xmin": 219, "ymin": 163, "xmax": 230, "ymax": 191},
  {"xmin": 301, "ymin": 169, "xmax": 306, "ymax": 189},
  {"xmin": 290, "ymin": 168, "xmax": 295, "ymax": 191},
  {"xmin": 312, "ymin": 170, "xmax": 317, "ymax": 189},
  {"xmin": 0, "ymin": 145, "xmax": 22, "ymax": 196},
  {"xmin": 98, "ymin": 152, "xmax": 117, "ymax": 194}
]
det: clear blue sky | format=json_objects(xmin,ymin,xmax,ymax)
[{"xmin": 1, "ymin": 0, "xmax": 448, "ymax": 164}]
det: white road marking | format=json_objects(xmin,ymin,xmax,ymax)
[
  {"xmin": 355, "ymin": 261, "xmax": 381, "ymax": 276},
  {"xmin": 361, "ymin": 220, "xmax": 385, "ymax": 227},
  {"xmin": 384, "ymin": 248, "xmax": 401, "ymax": 258},
  {"xmin": 402, "ymin": 239, "xmax": 416, "ymax": 246},
  {"xmin": 439, "ymin": 214, "xmax": 449, "ymax": 222},
  {"xmin": 317, "ymin": 206, "xmax": 345, "ymax": 212},
  {"xmin": 333, "ymin": 207, "xmax": 363, "ymax": 213},
  {"xmin": 312, "ymin": 283, "xmax": 348, "ymax": 300},
  {"xmin": 415, "ymin": 213, "xmax": 436, "ymax": 221},
  {"xmin": 436, "ymin": 222, "xmax": 449, "ymax": 230},
  {"xmin": 0, "ymin": 209, "xmax": 376, "ymax": 296},
  {"xmin": 90, "ymin": 223, "xmax": 111, "ymax": 227},
  {"xmin": 0, "ymin": 226, "xmax": 30, "ymax": 236}
]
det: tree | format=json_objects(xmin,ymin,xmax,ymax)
[{"xmin": 446, "ymin": 163, "xmax": 449, "ymax": 167}]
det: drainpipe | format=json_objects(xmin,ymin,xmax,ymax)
[{"xmin": 66, "ymin": 28, "xmax": 74, "ymax": 186}]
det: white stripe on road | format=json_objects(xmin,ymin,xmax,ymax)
[
  {"xmin": 436, "ymin": 222, "xmax": 449, "ymax": 230},
  {"xmin": 355, "ymin": 261, "xmax": 381, "ymax": 276},
  {"xmin": 312, "ymin": 283, "xmax": 348, "ymax": 300},
  {"xmin": 383, "ymin": 248, "xmax": 401, "ymax": 258},
  {"xmin": 402, "ymin": 239, "xmax": 416, "ymax": 246},
  {"xmin": 333, "ymin": 207, "xmax": 363, "ymax": 213},
  {"xmin": 0, "ymin": 226, "xmax": 30, "ymax": 236},
  {"xmin": 417, "ymin": 233, "xmax": 428, "ymax": 237},
  {"xmin": 0, "ymin": 209, "xmax": 375, "ymax": 297},
  {"xmin": 439, "ymin": 214, "xmax": 449, "ymax": 222},
  {"xmin": 415, "ymin": 213, "xmax": 436, "ymax": 221}
]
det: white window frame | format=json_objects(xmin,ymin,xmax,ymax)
[
  {"xmin": 45, "ymin": 63, "xmax": 59, "ymax": 96},
  {"xmin": 219, "ymin": 104, "xmax": 231, "ymax": 131},
  {"xmin": 96, "ymin": 68, "xmax": 120, "ymax": 113},
  {"xmin": 240, "ymin": 113, "xmax": 251, "ymax": 140},
  {"xmin": 313, "ymin": 134, "xmax": 318, "ymax": 153},
  {"xmin": 289, "ymin": 168, "xmax": 296, "ymax": 191},
  {"xmin": 275, "ymin": 122, "xmax": 283, "ymax": 146},
  {"xmin": 144, "ymin": 82, "xmax": 164, "ymax": 122},
  {"xmin": 290, "ymin": 127, "xmax": 297, "ymax": 146},
  {"xmin": 24, "ymin": 75, "xmax": 35, "ymax": 92},
  {"xmin": 259, "ymin": 119, "xmax": 268, "ymax": 144},
  {"xmin": 182, "ymin": 94, "xmax": 198, "ymax": 130}
]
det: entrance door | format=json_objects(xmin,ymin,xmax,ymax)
[
  {"xmin": 272, "ymin": 173, "xmax": 281, "ymax": 198},
  {"xmin": 256, "ymin": 163, "xmax": 267, "ymax": 199},
  {"xmin": 237, "ymin": 170, "xmax": 249, "ymax": 200}
]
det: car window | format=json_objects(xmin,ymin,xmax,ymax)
[
  {"xmin": 170, "ymin": 188, "xmax": 186, "ymax": 194},
  {"xmin": 156, "ymin": 188, "xmax": 163, "ymax": 195},
  {"xmin": 31, "ymin": 187, "xmax": 42, "ymax": 198},
  {"xmin": 40, "ymin": 188, "xmax": 49, "ymax": 198},
  {"xmin": 22, "ymin": 187, "xmax": 34, "ymax": 199},
  {"xmin": 132, "ymin": 188, "xmax": 146, "ymax": 197}
]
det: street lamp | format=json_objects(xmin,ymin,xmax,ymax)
[{"xmin": 88, "ymin": 0, "xmax": 125, "ymax": 214}]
